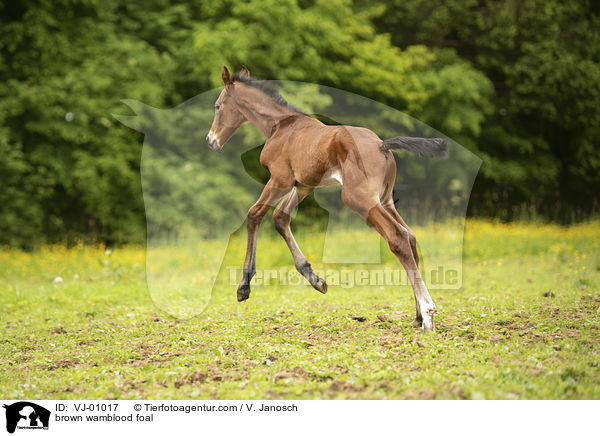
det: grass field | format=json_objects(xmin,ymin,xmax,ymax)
[{"xmin": 1, "ymin": 220, "xmax": 599, "ymax": 399}]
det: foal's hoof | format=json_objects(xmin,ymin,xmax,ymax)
[
  {"xmin": 421, "ymin": 317, "xmax": 435, "ymax": 332},
  {"xmin": 314, "ymin": 278, "xmax": 328, "ymax": 294},
  {"xmin": 237, "ymin": 284, "xmax": 251, "ymax": 302},
  {"xmin": 419, "ymin": 306, "xmax": 437, "ymax": 332}
]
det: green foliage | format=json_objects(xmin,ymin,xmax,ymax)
[
  {"xmin": 0, "ymin": 0, "xmax": 597, "ymax": 246},
  {"xmin": 0, "ymin": 0, "xmax": 177, "ymax": 246},
  {"xmin": 192, "ymin": 0, "xmax": 492, "ymax": 137},
  {"xmin": 373, "ymin": 0, "xmax": 600, "ymax": 221}
]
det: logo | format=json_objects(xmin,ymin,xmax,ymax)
[{"xmin": 3, "ymin": 402, "xmax": 50, "ymax": 434}]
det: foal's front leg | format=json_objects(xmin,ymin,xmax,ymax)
[
  {"xmin": 273, "ymin": 186, "xmax": 328, "ymax": 294},
  {"xmin": 237, "ymin": 180, "xmax": 292, "ymax": 302}
]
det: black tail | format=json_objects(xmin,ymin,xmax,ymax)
[{"xmin": 381, "ymin": 136, "xmax": 449, "ymax": 157}]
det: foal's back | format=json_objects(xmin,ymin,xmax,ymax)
[{"xmin": 262, "ymin": 114, "xmax": 392, "ymax": 189}]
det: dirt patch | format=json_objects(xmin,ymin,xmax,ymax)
[
  {"xmin": 273, "ymin": 366, "xmax": 333, "ymax": 383},
  {"xmin": 127, "ymin": 341, "xmax": 183, "ymax": 367},
  {"xmin": 447, "ymin": 385, "xmax": 468, "ymax": 399},
  {"xmin": 46, "ymin": 358, "xmax": 80, "ymax": 370},
  {"xmin": 2, "ymin": 351, "xmax": 34, "ymax": 366},
  {"xmin": 77, "ymin": 339, "xmax": 95, "ymax": 347},
  {"xmin": 51, "ymin": 326, "xmax": 67, "ymax": 334},
  {"xmin": 274, "ymin": 366, "xmax": 310, "ymax": 382},
  {"xmin": 129, "ymin": 355, "xmax": 181, "ymax": 367},
  {"xmin": 56, "ymin": 385, "xmax": 86, "ymax": 394},
  {"xmin": 378, "ymin": 336, "xmax": 404, "ymax": 349},
  {"xmin": 376, "ymin": 314, "xmax": 393, "ymax": 323},
  {"xmin": 521, "ymin": 332, "xmax": 548, "ymax": 344},
  {"xmin": 175, "ymin": 371, "xmax": 208, "ymax": 388},
  {"xmin": 562, "ymin": 329, "xmax": 583, "ymax": 339},
  {"xmin": 496, "ymin": 319, "xmax": 516, "ymax": 328},
  {"xmin": 328, "ymin": 379, "xmax": 366, "ymax": 393},
  {"xmin": 401, "ymin": 388, "xmax": 437, "ymax": 400}
]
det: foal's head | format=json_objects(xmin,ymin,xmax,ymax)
[{"xmin": 206, "ymin": 66, "xmax": 250, "ymax": 150}]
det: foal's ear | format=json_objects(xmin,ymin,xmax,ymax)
[
  {"xmin": 222, "ymin": 66, "xmax": 232, "ymax": 86},
  {"xmin": 238, "ymin": 65, "xmax": 250, "ymax": 80}
]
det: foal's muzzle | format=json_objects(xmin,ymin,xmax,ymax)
[{"xmin": 206, "ymin": 130, "xmax": 221, "ymax": 150}]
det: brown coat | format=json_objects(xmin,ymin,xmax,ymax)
[{"xmin": 207, "ymin": 67, "xmax": 447, "ymax": 331}]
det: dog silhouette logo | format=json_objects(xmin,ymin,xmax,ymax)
[{"xmin": 3, "ymin": 402, "xmax": 50, "ymax": 434}]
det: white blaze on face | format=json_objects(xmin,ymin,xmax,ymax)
[{"xmin": 207, "ymin": 130, "xmax": 220, "ymax": 148}]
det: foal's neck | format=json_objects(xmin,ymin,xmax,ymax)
[{"xmin": 234, "ymin": 85, "xmax": 296, "ymax": 138}]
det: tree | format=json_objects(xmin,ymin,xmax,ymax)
[
  {"xmin": 0, "ymin": 0, "xmax": 176, "ymax": 246},
  {"xmin": 373, "ymin": 0, "xmax": 600, "ymax": 221}
]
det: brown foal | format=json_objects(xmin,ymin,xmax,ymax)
[{"xmin": 207, "ymin": 67, "xmax": 448, "ymax": 331}]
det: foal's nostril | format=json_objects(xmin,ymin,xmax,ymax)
[{"xmin": 206, "ymin": 131, "xmax": 220, "ymax": 149}]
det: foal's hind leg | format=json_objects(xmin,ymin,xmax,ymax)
[
  {"xmin": 273, "ymin": 186, "xmax": 327, "ymax": 294},
  {"xmin": 237, "ymin": 179, "xmax": 292, "ymax": 302},
  {"xmin": 372, "ymin": 205, "xmax": 436, "ymax": 331},
  {"xmin": 382, "ymin": 192, "xmax": 423, "ymax": 327},
  {"xmin": 381, "ymin": 189, "xmax": 419, "ymax": 265},
  {"xmin": 342, "ymin": 190, "xmax": 436, "ymax": 331}
]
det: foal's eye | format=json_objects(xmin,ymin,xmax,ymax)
[{"xmin": 215, "ymin": 104, "xmax": 221, "ymax": 111}]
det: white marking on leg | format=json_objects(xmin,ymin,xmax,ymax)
[{"xmin": 408, "ymin": 272, "xmax": 436, "ymax": 331}]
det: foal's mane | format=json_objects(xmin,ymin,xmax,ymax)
[{"xmin": 232, "ymin": 72, "xmax": 305, "ymax": 114}]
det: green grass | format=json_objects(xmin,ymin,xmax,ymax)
[{"xmin": 1, "ymin": 220, "xmax": 599, "ymax": 399}]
